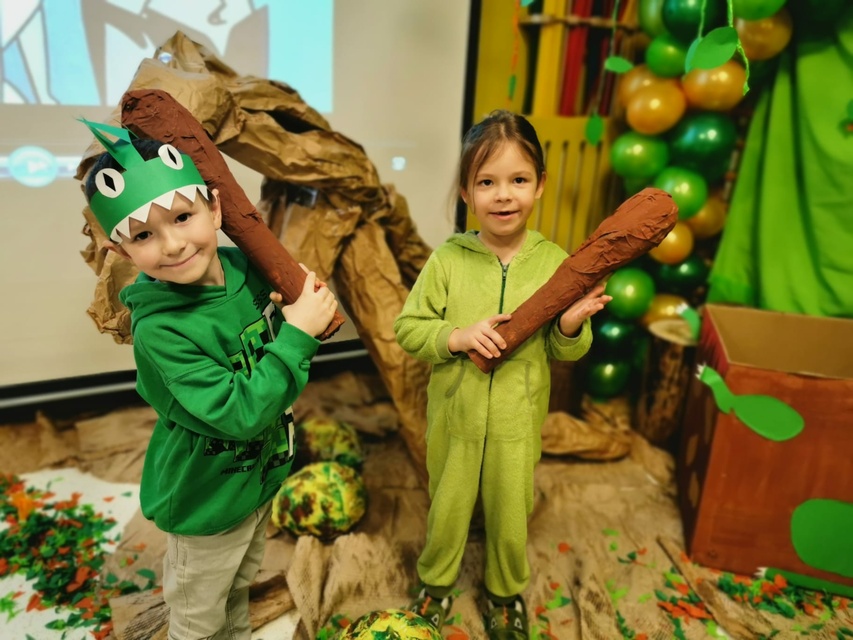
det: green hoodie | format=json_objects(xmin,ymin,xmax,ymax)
[{"xmin": 120, "ymin": 247, "xmax": 319, "ymax": 535}]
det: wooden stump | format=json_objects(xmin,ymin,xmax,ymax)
[
  {"xmin": 549, "ymin": 359, "xmax": 583, "ymax": 416},
  {"xmin": 634, "ymin": 318, "xmax": 696, "ymax": 445}
]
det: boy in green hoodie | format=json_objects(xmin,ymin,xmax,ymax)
[{"xmin": 81, "ymin": 120, "xmax": 337, "ymax": 640}]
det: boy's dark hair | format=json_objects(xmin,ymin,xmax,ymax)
[
  {"xmin": 83, "ymin": 138, "xmax": 165, "ymax": 202},
  {"xmin": 458, "ymin": 110, "xmax": 546, "ymax": 193}
]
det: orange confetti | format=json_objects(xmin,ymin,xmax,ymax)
[
  {"xmin": 558, "ymin": 542, "xmax": 572, "ymax": 553},
  {"xmin": 446, "ymin": 626, "xmax": 470, "ymax": 640},
  {"xmin": 26, "ymin": 593, "xmax": 44, "ymax": 612},
  {"xmin": 676, "ymin": 583, "xmax": 690, "ymax": 595},
  {"xmin": 9, "ymin": 490, "xmax": 40, "ymax": 522},
  {"xmin": 549, "ymin": 581, "xmax": 560, "ymax": 590},
  {"xmin": 133, "ymin": 542, "xmax": 148, "ymax": 551},
  {"xmin": 103, "ymin": 496, "xmax": 115, "ymax": 502}
]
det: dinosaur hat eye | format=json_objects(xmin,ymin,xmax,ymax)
[
  {"xmin": 94, "ymin": 168, "xmax": 125, "ymax": 198},
  {"xmin": 158, "ymin": 144, "xmax": 184, "ymax": 170}
]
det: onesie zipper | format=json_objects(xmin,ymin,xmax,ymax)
[{"xmin": 498, "ymin": 260, "xmax": 509, "ymax": 313}]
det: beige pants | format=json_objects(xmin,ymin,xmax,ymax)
[{"xmin": 163, "ymin": 502, "xmax": 271, "ymax": 640}]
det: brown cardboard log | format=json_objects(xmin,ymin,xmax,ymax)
[
  {"xmin": 634, "ymin": 319, "xmax": 696, "ymax": 445},
  {"xmin": 469, "ymin": 188, "xmax": 679, "ymax": 372},
  {"xmin": 119, "ymin": 88, "xmax": 345, "ymax": 340}
]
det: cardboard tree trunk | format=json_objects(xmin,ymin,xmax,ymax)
[{"xmin": 75, "ymin": 31, "xmax": 434, "ymax": 483}]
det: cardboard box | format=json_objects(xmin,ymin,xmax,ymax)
[{"xmin": 677, "ymin": 304, "xmax": 853, "ymax": 588}]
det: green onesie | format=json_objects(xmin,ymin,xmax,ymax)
[{"xmin": 394, "ymin": 230, "xmax": 592, "ymax": 598}]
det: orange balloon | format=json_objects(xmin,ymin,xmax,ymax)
[
  {"xmin": 735, "ymin": 8, "xmax": 793, "ymax": 61},
  {"xmin": 685, "ymin": 193, "xmax": 728, "ymax": 239},
  {"xmin": 682, "ymin": 60, "xmax": 747, "ymax": 112},
  {"xmin": 649, "ymin": 222, "xmax": 694, "ymax": 265},
  {"xmin": 640, "ymin": 293, "xmax": 689, "ymax": 328},
  {"xmin": 626, "ymin": 82, "xmax": 687, "ymax": 135},
  {"xmin": 617, "ymin": 64, "xmax": 681, "ymax": 107}
]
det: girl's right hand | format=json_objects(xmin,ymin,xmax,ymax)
[
  {"xmin": 278, "ymin": 271, "xmax": 338, "ymax": 337},
  {"xmin": 448, "ymin": 313, "xmax": 512, "ymax": 359}
]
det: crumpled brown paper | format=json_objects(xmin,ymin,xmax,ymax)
[{"xmin": 76, "ymin": 31, "xmax": 434, "ymax": 482}]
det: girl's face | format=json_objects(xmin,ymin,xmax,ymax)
[{"xmin": 462, "ymin": 142, "xmax": 545, "ymax": 246}]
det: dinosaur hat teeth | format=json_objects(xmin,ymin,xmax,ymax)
[{"xmin": 80, "ymin": 118, "xmax": 207, "ymax": 243}]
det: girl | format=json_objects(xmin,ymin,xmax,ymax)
[{"xmin": 394, "ymin": 110, "xmax": 610, "ymax": 638}]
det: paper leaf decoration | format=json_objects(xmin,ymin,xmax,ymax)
[
  {"xmin": 676, "ymin": 303, "xmax": 701, "ymax": 341},
  {"xmin": 604, "ymin": 56, "xmax": 634, "ymax": 74},
  {"xmin": 791, "ymin": 499, "xmax": 853, "ymax": 579},
  {"xmin": 696, "ymin": 364, "xmax": 804, "ymax": 441},
  {"xmin": 686, "ymin": 27, "xmax": 739, "ymax": 72},
  {"xmin": 585, "ymin": 114, "xmax": 604, "ymax": 145}
]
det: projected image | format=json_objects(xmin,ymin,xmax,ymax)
[{"xmin": 0, "ymin": 0, "xmax": 332, "ymax": 111}]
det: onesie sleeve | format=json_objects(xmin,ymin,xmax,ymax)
[
  {"xmin": 134, "ymin": 321, "xmax": 319, "ymax": 440},
  {"xmin": 393, "ymin": 251, "xmax": 457, "ymax": 364},
  {"xmin": 545, "ymin": 316, "xmax": 592, "ymax": 362}
]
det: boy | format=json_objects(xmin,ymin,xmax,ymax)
[{"xmin": 81, "ymin": 120, "xmax": 337, "ymax": 639}]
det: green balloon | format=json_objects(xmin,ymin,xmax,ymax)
[
  {"xmin": 661, "ymin": 0, "xmax": 724, "ymax": 43},
  {"xmin": 732, "ymin": 0, "xmax": 787, "ymax": 20},
  {"xmin": 656, "ymin": 254, "xmax": 710, "ymax": 294},
  {"xmin": 586, "ymin": 360, "xmax": 632, "ymax": 398},
  {"xmin": 646, "ymin": 35, "xmax": 688, "ymax": 77},
  {"xmin": 623, "ymin": 177, "xmax": 655, "ymax": 196},
  {"xmin": 611, "ymin": 132, "xmax": 670, "ymax": 179},
  {"xmin": 592, "ymin": 317, "xmax": 638, "ymax": 355},
  {"xmin": 668, "ymin": 112, "xmax": 737, "ymax": 182},
  {"xmin": 789, "ymin": 0, "xmax": 847, "ymax": 37},
  {"xmin": 653, "ymin": 166, "xmax": 709, "ymax": 219},
  {"xmin": 605, "ymin": 268, "xmax": 656, "ymax": 320},
  {"xmin": 639, "ymin": 0, "xmax": 669, "ymax": 38}
]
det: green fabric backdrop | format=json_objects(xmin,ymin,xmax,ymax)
[{"xmin": 707, "ymin": 4, "xmax": 853, "ymax": 317}]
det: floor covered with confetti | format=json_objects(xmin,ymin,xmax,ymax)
[{"xmin": 1, "ymin": 371, "xmax": 851, "ymax": 640}]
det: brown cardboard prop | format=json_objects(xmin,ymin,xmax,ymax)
[
  {"xmin": 75, "ymin": 31, "xmax": 434, "ymax": 483},
  {"xmin": 468, "ymin": 188, "xmax": 679, "ymax": 372},
  {"xmin": 678, "ymin": 304, "xmax": 853, "ymax": 590},
  {"xmin": 118, "ymin": 88, "xmax": 345, "ymax": 340}
]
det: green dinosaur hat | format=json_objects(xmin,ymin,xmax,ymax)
[{"xmin": 81, "ymin": 119, "xmax": 208, "ymax": 243}]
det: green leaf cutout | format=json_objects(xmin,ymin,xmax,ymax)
[
  {"xmin": 847, "ymin": 99, "xmax": 853, "ymax": 121},
  {"xmin": 585, "ymin": 114, "xmax": 604, "ymax": 145},
  {"xmin": 677, "ymin": 303, "xmax": 701, "ymax": 342},
  {"xmin": 687, "ymin": 27, "xmax": 739, "ymax": 71},
  {"xmin": 791, "ymin": 499, "xmax": 853, "ymax": 579},
  {"xmin": 685, "ymin": 38, "xmax": 702, "ymax": 73},
  {"xmin": 697, "ymin": 365, "xmax": 804, "ymax": 441},
  {"xmin": 604, "ymin": 56, "xmax": 634, "ymax": 74}
]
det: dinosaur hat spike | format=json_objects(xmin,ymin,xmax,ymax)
[{"xmin": 80, "ymin": 119, "xmax": 208, "ymax": 243}]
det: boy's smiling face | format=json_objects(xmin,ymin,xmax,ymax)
[{"xmin": 109, "ymin": 188, "xmax": 224, "ymax": 287}]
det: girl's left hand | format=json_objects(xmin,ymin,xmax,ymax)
[{"xmin": 559, "ymin": 285, "xmax": 612, "ymax": 337}]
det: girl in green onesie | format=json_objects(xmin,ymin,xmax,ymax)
[{"xmin": 394, "ymin": 110, "xmax": 611, "ymax": 639}]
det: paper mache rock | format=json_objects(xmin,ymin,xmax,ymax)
[
  {"xmin": 294, "ymin": 417, "xmax": 364, "ymax": 472},
  {"xmin": 335, "ymin": 609, "xmax": 441, "ymax": 640},
  {"xmin": 272, "ymin": 462, "xmax": 367, "ymax": 539}
]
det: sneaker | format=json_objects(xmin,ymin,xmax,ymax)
[
  {"xmin": 484, "ymin": 596, "xmax": 528, "ymax": 639},
  {"xmin": 409, "ymin": 587, "xmax": 454, "ymax": 630}
]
